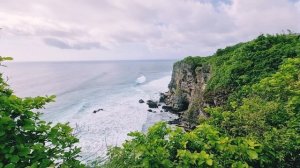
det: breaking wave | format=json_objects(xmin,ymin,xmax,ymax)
[{"xmin": 135, "ymin": 75, "xmax": 146, "ymax": 84}]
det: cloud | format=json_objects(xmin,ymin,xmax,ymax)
[
  {"xmin": 0, "ymin": 0, "xmax": 300, "ymax": 60},
  {"xmin": 43, "ymin": 38, "xmax": 103, "ymax": 50}
]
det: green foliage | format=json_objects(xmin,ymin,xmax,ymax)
[
  {"xmin": 176, "ymin": 34, "xmax": 300, "ymax": 108},
  {"xmin": 0, "ymin": 57, "xmax": 83, "ymax": 167},
  {"xmin": 105, "ymin": 122, "xmax": 260, "ymax": 168},
  {"xmin": 207, "ymin": 34, "xmax": 300, "ymax": 93},
  {"xmin": 182, "ymin": 56, "xmax": 209, "ymax": 70},
  {"xmin": 206, "ymin": 58, "xmax": 300, "ymax": 167}
]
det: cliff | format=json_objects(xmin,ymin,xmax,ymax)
[
  {"xmin": 162, "ymin": 33, "xmax": 300, "ymax": 129},
  {"xmin": 163, "ymin": 60, "xmax": 210, "ymax": 128},
  {"xmin": 106, "ymin": 34, "xmax": 300, "ymax": 167}
]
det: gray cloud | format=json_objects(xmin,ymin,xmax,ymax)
[
  {"xmin": 43, "ymin": 38, "xmax": 103, "ymax": 50},
  {"xmin": 0, "ymin": 0, "xmax": 300, "ymax": 61}
]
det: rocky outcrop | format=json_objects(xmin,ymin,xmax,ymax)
[
  {"xmin": 93, "ymin": 108, "xmax": 104, "ymax": 113},
  {"xmin": 162, "ymin": 61, "xmax": 211, "ymax": 128},
  {"xmin": 146, "ymin": 100, "xmax": 158, "ymax": 108},
  {"xmin": 159, "ymin": 93, "xmax": 167, "ymax": 103}
]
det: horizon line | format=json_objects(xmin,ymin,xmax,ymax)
[{"xmin": 6, "ymin": 58, "xmax": 180, "ymax": 63}]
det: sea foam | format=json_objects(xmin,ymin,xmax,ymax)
[
  {"xmin": 69, "ymin": 75, "xmax": 176, "ymax": 163},
  {"xmin": 135, "ymin": 74, "xmax": 146, "ymax": 84}
]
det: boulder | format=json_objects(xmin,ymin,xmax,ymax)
[
  {"xmin": 93, "ymin": 108, "xmax": 104, "ymax": 113},
  {"xmin": 146, "ymin": 100, "xmax": 158, "ymax": 108},
  {"xmin": 139, "ymin": 99, "xmax": 145, "ymax": 103},
  {"xmin": 168, "ymin": 118, "xmax": 181, "ymax": 125},
  {"xmin": 159, "ymin": 93, "xmax": 167, "ymax": 103},
  {"xmin": 162, "ymin": 105, "xmax": 173, "ymax": 112}
]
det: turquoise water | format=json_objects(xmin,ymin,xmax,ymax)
[{"xmin": 1, "ymin": 60, "xmax": 177, "ymax": 162}]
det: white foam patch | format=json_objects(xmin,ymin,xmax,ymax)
[
  {"xmin": 70, "ymin": 92, "xmax": 149, "ymax": 162},
  {"xmin": 139, "ymin": 76, "xmax": 178, "ymax": 131},
  {"xmin": 135, "ymin": 74, "xmax": 146, "ymax": 84}
]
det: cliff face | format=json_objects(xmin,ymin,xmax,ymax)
[{"xmin": 164, "ymin": 61, "xmax": 211, "ymax": 128}]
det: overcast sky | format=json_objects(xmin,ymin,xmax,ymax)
[{"xmin": 0, "ymin": 0, "xmax": 300, "ymax": 61}]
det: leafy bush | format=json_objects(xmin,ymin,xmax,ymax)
[
  {"xmin": 207, "ymin": 34, "xmax": 300, "ymax": 93},
  {"xmin": 206, "ymin": 58, "xmax": 300, "ymax": 167},
  {"xmin": 0, "ymin": 57, "xmax": 83, "ymax": 167},
  {"xmin": 105, "ymin": 122, "xmax": 260, "ymax": 168}
]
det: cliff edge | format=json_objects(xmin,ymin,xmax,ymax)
[
  {"xmin": 163, "ymin": 60, "xmax": 210, "ymax": 128},
  {"xmin": 162, "ymin": 34, "xmax": 300, "ymax": 129}
]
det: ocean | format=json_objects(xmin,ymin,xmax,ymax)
[{"xmin": 1, "ymin": 60, "xmax": 177, "ymax": 162}]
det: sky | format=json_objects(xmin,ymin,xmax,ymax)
[{"xmin": 0, "ymin": 0, "xmax": 300, "ymax": 62}]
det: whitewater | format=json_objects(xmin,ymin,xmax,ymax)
[{"xmin": 1, "ymin": 60, "xmax": 177, "ymax": 162}]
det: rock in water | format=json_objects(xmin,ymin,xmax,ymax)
[
  {"xmin": 93, "ymin": 108, "xmax": 104, "ymax": 113},
  {"xmin": 146, "ymin": 100, "xmax": 158, "ymax": 108},
  {"xmin": 168, "ymin": 118, "xmax": 180, "ymax": 125},
  {"xmin": 139, "ymin": 99, "xmax": 145, "ymax": 103},
  {"xmin": 162, "ymin": 105, "xmax": 173, "ymax": 112},
  {"xmin": 159, "ymin": 93, "xmax": 167, "ymax": 103}
]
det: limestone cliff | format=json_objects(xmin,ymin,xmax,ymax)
[
  {"xmin": 163, "ymin": 60, "xmax": 211, "ymax": 128},
  {"xmin": 163, "ymin": 34, "xmax": 300, "ymax": 129}
]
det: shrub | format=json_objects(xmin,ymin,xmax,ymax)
[{"xmin": 0, "ymin": 57, "xmax": 83, "ymax": 167}]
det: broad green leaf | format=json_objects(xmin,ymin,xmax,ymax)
[
  {"xmin": 206, "ymin": 159, "xmax": 213, "ymax": 166},
  {"xmin": 247, "ymin": 150, "xmax": 258, "ymax": 160}
]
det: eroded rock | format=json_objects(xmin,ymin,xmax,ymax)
[{"xmin": 146, "ymin": 100, "xmax": 158, "ymax": 108}]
